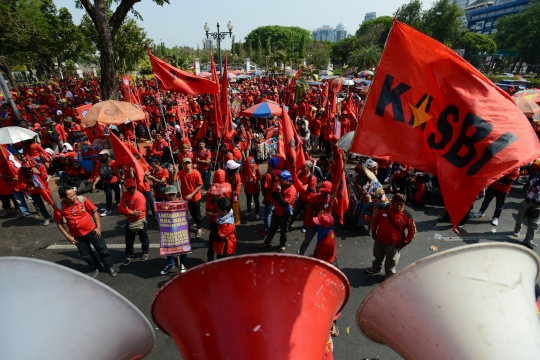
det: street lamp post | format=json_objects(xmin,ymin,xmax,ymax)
[{"xmin": 204, "ymin": 21, "xmax": 233, "ymax": 73}]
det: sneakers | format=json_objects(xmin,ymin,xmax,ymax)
[
  {"xmin": 365, "ymin": 266, "xmax": 382, "ymax": 275},
  {"xmin": 255, "ymin": 214, "xmax": 260, "ymax": 220},
  {"xmin": 491, "ymin": 217, "xmax": 499, "ymax": 226},
  {"xmin": 100, "ymin": 210, "xmax": 112, "ymax": 217},
  {"xmin": 141, "ymin": 253, "xmax": 149, "ymax": 262},
  {"xmin": 42, "ymin": 219, "xmax": 50, "ymax": 226},
  {"xmin": 524, "ymin": 240, "xmax": 539, "ymax": 248},
  {"xmin": 276, "ymin": 246, "xmax": 286, "ymax": 253},
  {"xmin": 258, "ymin": 230, "xmax": 268, "ymax": 236},
  {"xmin": 244, "ymin": 212, "xmax": 251, "ymax": 218},
  {"xmin": 301, "ymin": 228, "xmax": 306, "ymax": 233},
  {"xmin": 161, "ymin": 265, "xmax": 176, "ymax": 275},
  {"xmin": 91, "ymin": 269, "xmax": 99, "ymax": 278},
  {"xmin": 471, "ymin": 211, "xmax": 484, "ymax": 218},
  {"xmin": 108, "ymin": 268, "xmax": 118, "ymax": 277},
  {"xmin": 122, "ymin": 258, "xmax": 132, "ymax": 266},
  {"xmin": 180, "ymin": 264, "xmax": 187, "ymax": 273},
  {"xmin": 196, "ymin": 229, "xmax": 203, "ymax": 238},
  {"xmin": 513, "ymin": 231, "xmax": 520, "ymax": 237}
]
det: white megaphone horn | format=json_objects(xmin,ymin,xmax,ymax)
[
  {"xmin": 356, "ymin": 243, "xmax": 540, "ymax": 360},
  {"xmin": 0, "ymin": 257, "xmax": 155, "ymax": 360}
]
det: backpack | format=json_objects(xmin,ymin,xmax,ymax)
[
  {"xmin": 98, "ymin": 161, "xmax": 114, "ymax": 181},
  {"xmin": 261, "ymin": 171, "xmax": 276, "ymax": 194},
  {"xmin": 56, "ymin": 195, "xmax": 85, "ymax": 212},
  {"xmin": 48, "ymin": 125, "xmax": 60, "ymax": 142}
]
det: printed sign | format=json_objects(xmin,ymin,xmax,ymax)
[{"xmin": 155, "ymin": 201, "xmax": 191, "ymax": 255}]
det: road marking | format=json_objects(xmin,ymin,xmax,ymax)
[
  {"xmin": 442, "ymin": 234, "xmax": 537, "ymax": 242},
  {"xmin": 46, "ymin": 243, "xmax": 206, "ymax": 250}
]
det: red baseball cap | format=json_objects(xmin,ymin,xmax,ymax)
[
  {"xmin": 319, "ymin": 181, "xmax": 332, "ymax": 194},
  {"xmin": 313, "ymin": 213, "xmax": 334, "ymax": 228},
  {"xmin": 125, "ymin": 179, "xmax": 137, "ymax": 188}
]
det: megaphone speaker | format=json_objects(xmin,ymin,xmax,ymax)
[
  {"xmin": 356, "ymin": 243, "xmax": 540, "ymax": 360},
  {"xmin": 152, "ymin": 253, "xmax": 350, "ymax": 360},
  {"xmin": 0, "ymin": 257, "xmax": 155, "ymax": 360}
]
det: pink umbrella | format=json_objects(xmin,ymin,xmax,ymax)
[{"xmin": 198, "ymin": 72, "xmax": 212, "ymax": 78}]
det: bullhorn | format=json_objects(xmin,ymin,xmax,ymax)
[
  {"xmin": 356, "ymin": 243, "xmax": 540, "ymax": 359},
  {"xmin": 152, "ymin": 253, "xmax": 350, "ymax": 359},
  {"xmin": 0, "ymin": 257, "xmax": 155, "ymax": 359}
]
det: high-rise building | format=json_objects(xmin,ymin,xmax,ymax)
[
  {"xmin": 454, "ymin": 0, "xmax": 470, "ymax": 8},
  {"xmin": 466, "ymin": 0, "xmax": 529, "ymax": 35},
  {"xmin": 312, "ymin": 25, "xmax": 335, "ymax": 42},
  {"xmin": 363, "ymin": 12, "xmax": 376, "ymax": 23},
  {"xmin": 335, "ymin": 22, "xmax": 347, "ymax": 41}
]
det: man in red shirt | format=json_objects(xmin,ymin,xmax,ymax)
[
  {"xmin": 471, "ymin": 168, "xmax": 520, "ymax": 226},
  {"xmin": 178, "ymin": 157, "xmax": 203, "ymax": 238},
  {"xmin": 119, "ymin": 179, "xmax": 150, "ymax": 266},
  {"xmin": 258, "ymin": 170, "xmax": 297, "ymax": 253},
  {"xmin": 366, "ymin": 194, "xmax": 416, "ymax": 277},
  {"xmin": 312, "ymin": 213, "xmax": 337, "ymax": 265},
  {"xmin": 54, "ymin": 185, "xmax": 116, "ymax": 278},
  {"xmin": 92, "ymin": 149, "xmax": 121, "ymax": 216},
  {"xmin": 259, "ymin": 156, "xmax": 282, "ymax": 236},
  {"xmin": 193, "ymin": 139, "xmax": 212, "ymax": 191},
  {"xmin": 290, "ymin": 160, "xmax": 317, "ymax": 232},
  {"xmin": 147, "ymin": 157, "xmax": 169, "ymax": 202}
]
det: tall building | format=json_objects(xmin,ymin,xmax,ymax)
[
  {"xmin": 467, "ymin": 0, "xmax": 530, "ymax": 35},
  {"xmin": 363, "ymin": 12, "xmax": 376, "ymax": 23},
  {"xmin": 312, "ymin": 25, "xmax": 335, "ymax": 42},
  {"xmin": 454, "ymin": 0, "xmax": 470, "ymax": 8},
  {"xmin": 335, "ymin": 22, "xmax": 347, "ymax": 41}
]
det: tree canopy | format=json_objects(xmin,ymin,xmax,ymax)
[{"xmin": 244, "ymin": 25, "xmax": 311, "ymax": 65}]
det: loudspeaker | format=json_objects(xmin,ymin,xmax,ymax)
[
  {"xmin": 356, "ymin": 243, "xmax": 540, "ymax": 359},
  {"xmin": 152, "ymin": 253, "xmax": 350, "ymax": 359},
  {"xmin": 0, "ymin": 257, "xmax": 155, "ymax": 360}
]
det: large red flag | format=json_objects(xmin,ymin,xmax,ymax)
[
  {"xmin": 218, "ymin": 56, "xmax": 230, "ymax": 139},
  {"xmin": 278, "ymin": 106, "xmax": 306, "ymax": 175},
  {"xmin": 332, "ymin": 149, "xmax": 349, "ymax": 225},
  {"xmin": 147, "ymin": 48, "xmax": 219, "ymax": 95},
  {"xmin": 350, "ymin": 20, "xmax": 540, "ymax": 227},
  {"xmin": 110, "ymin": 132, "xmax": 145, "ymax": 186}
]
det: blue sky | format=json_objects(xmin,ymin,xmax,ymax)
[{"xmin": 55, "ymin": 0, "xmax": 432, "ymax": 49}]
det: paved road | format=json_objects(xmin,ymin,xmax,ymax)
[{"xmin": 1, "ymin": 165, "xmax": 538, "ymax": 360}]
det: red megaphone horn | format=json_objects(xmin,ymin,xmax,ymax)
[{"xmin": 151, "ymin": 253, "xmax": 350, "ymax": 359}]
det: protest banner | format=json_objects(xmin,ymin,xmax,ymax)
[{"xmin": 155, "ymin": 201, "xmax": 191, "ymax": 256}]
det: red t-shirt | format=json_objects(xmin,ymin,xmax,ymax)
[
  {"xmin": 194, "ymin": 149, "xmax": 212, "ymax": 171},
  {"xmin": 54, "ymin": 196, "xmax": 97, "ymax": 237},
  {"xmin": 152, "ymin": 167, "xmax": 169, "ymax": 196},
  {"xmin": 178, "ymin": 169, "xmax": 203, "ymax": 202},
  {"xmin": 313, "ymin": 230, "xmax": 336, "ymax": 264},
  {"xmin": 118, "ymin": 191, "xmax": 146, "ymax": 222},
  {"xmin": 273, "ymin": 184, "xmax": 297, "ymax": 217},
  {"xmin": 489, "ymin": 168, "xmax": 519, "ymax": 194}
]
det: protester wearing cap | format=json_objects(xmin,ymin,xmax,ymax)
[
  {"xmin": 205, "ymin": 182, "xmax": 233, "ymax": 261},
  {"xmin": 312, "ymin": 213, "xmax": 337, "ymax": 265},
  {"xmin": 178, "ymin": 157, "xmax": 204, "ymax": 238},
  {"xmin": 259, "ymin": 156, "xmax": 282, "ymax": 236},
  {"xmin": 161, "ymin": 185, "xmax": 187, "ymax": 275},
  {"xmin": 118, "ymin": 178, "xmax": 150, "ymax": 266},
  {"xmin": 226, "ymin": 160, "xmax": 242, "ymax": 225},
  {"xmin": 93, "ymin": 149, "xmax": 121, "ymax": 216},
  {"xmin": 146, "ymin": 157, "xmax": 169, "ymax": 202},
  {"xmin": 366, "ymin": 193, "xmax": 416, "ymax": 277},
  {"xmin": 194, "ymin": 139, "xmax": 212, "ymax": 192},
  {"xmin": 258, "ymin": 170, "xmax": 298, "ymax": 252}
]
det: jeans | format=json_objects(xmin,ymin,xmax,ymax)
[
  {"xmin": 372, "ymin": 240, "xmax": 401, "ymax": 276},
  {"xmin": 12, "ymin": 191, "xmax": 30, "ymax": 216},
  {"xmin": 103, "ymin": 181, "xmax": 120, "ymax": 211},
  {"xmin": 29, "ymin": 193, "xmax": 51, "ymax": 220},
  {"xmin": 200, "ymin": 169, "xmax": 211, "ymax": 191},
  {"xmin": 479, "ymin": 187, "xmax": 507, "ymax": 219},
  {"xmin": 167, "ymin": 254, "xmax": 187, "ymax": 267},
  {"xmin": 246, "ymin": 192, "xmax": 260, "ymax": 214},
  {"xmin": 124, "ymin": 220, "xmax": 150, "ymax": 258},
  {"xmin": 263, "ymin": 212, "xmax": 289, "ymax": 247},
  {"xmin": 514, "ymin": 200, "xmax": 540, "ymax": 241},
  {"xmin": 299, "ymin": 225, "xmax": 317, "ymax": 255},
  {"xmin": 187, "ymin": 200, "xmax": 202, "ymax": 229},
  {"xmin": 263, "ymin": 202, "xmax": 274, "ymax": 231},
  {"xmin": 59, "ymin": 171, "xmax": 67, "ymax": 185},
  {"xmin": 142, "ymin": 191, "xmax": 155, "ymax": 216},
  {"xmin": 74, "ymin": 230, "xmax": 114, "ymax": 270}
]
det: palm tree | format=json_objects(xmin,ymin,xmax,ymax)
[{"xmin": 347, "ymin": 45, "xmax": 382, "ymax": 73}]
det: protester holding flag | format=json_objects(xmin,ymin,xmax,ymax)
[
  {"xmin": 290, "ymin": 160, "xmax": 317, "ymax": 232},
  {"xmin": 19, "ymin": 158, "xmax": 53, "ymax": 226},
  {"xmin": 193, "ymin": 139, "xmax": 212, "ymax": 192},
  {"xmin": 177, "ymin": 157, "xmax": 203, "ymax": 239}
]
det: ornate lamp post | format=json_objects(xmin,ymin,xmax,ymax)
[{"xmin": 204, "ymin": 21, "xmax": 233, "ymax": 73}]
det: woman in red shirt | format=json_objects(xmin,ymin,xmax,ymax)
[{"xmin": 241, "ymin": 156, "xmax": 261, "ymax": 220}]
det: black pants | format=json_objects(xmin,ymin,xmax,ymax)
[
  {"xmin": 0, "ymin": 194, "xmax": 17, "ymax": 210},
  {"xmin": 124, "ymin": 220, "xmax": 150, "ymax": 258},
  {"xmin": 291, "ymin": 200, "xmax": 309, "ymax": 225},
  {"xmin": 264, "ymin": 212, "xmax": 289, "ymax": 247},
  {"xmin": 103, "ymin": 181, "xmax": 120, "ymax": 211},
  {"xmin": 74, "ymin": 230, "xmax": 114, "ymax": 270},
  {"xmin": 207, "ymin": 232, "xmax": 215, "ymax": 261},
  {"xmin": 187, "ymin": 200, "xmax": 202, "ymax": 229},
  {"xmin": 30, "ymin": 193, "xmax": 51, "ymax": 219},
  {"xmin": 142, "ymin": 190, "xmax": 155, "ymax": 216},
  {"xmin": 479, "ymin": 187, "xmax": 507, "ymax": 219},
  {"xmin": 245, "ymin": 192, "xmax": 260, "ymax": 213}
]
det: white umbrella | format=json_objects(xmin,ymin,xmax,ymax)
[
  {"xmin": 0, "ymin": 126, "xmax": 37, "ymax": 144},
  {"xmin": 337, "ymin": 130, "xmax": 356, "ymax": 151},
  {"xmin": 343, "ymin": 79, "xmax": 355, "ymax": 86}
]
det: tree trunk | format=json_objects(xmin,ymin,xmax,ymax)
[
  {"xmin": 516, "ymin": 55, "xmax": 524, "ymax": 74},
  {"xmin": 0, "ymin": 56, "xmax": 19, "ymax": 92},
  {"xmin": 94, "ymin": 0, "xmax": 118, "ymax": 100}
]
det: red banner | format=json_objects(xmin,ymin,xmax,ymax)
[
  {"xmin": 147, "ymin": 48, "xmax": 219, "ymax": 95},
  {"xmin": 332, "ymin": 149, "xmax": 349, "ymax": 225},
  {"xmin": 110, "ymin": 132, "xmax": 145, "ymax": 188},
  {"xmin": 265, "ymin": 126, "xmax": 276, "ymax": 140},
  {"xmin": 278, "ymin": 106, "xmax": 306, "ymax": 175},
  {"xmin": 75, "ymin": 104, "xmax": 92, "ymax": 121},
  {"xmin": 350, "ymin": 20, "xmax": 540, "ymax": 227}
]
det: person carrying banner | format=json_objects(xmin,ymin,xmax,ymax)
[
  {"xmin": 119, "ymin": 179, "xmax": 150, "ymax": 266},
  {"xmin": 160, "ymin": 185, "xmax": 188, "ymax": 275}
]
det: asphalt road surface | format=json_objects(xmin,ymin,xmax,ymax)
[{"xmin": 1, "ymin": 164, "xmax": 538, "ymax": 360}]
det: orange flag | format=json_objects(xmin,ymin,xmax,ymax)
[
  {"xmin": 147, "ymin": 48, "xmax": 219, "ymax": 95},
  {"xmin": 350, "ymin": 20, "xmax": 540, "ymax": 227},
  {"xmin": 332, "ymin": 148, "xmax": 349, "ymax": 225},
  {"xmin": 278, "ymin": 105, "xmax": 306, "ymax": 175},
  {"xmin": 110, "ymin": 132, "xmax": 145, "ymax": 186}
]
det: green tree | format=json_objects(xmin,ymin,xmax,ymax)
[
  {"xmin": 453, "ymin": 31, "xmax": 497, "ymax": 62},
  {"xmin": 421, "ymin": 0, "xmax": 464, "ymax": 46},
  {"xmin": 395, "ymin": 0, "xmax": 423, "ymax": 30},
  {"xmin": 356, "ymin": 16, "xmax": 393, "ymax": 48},
  {"xmin": 75, "ymin": 0, "xmax": 170, "ymax": 100},
  {"xmin": 244, "ymin": 26, "xmax": 311, "ymax": 54},
  {"xmin": 330, "ymin": 36, "xmax": 359, "ymax": 65},
  {"xmin": 495, "ymin": 0, "xmax": 540, "ymax": 71},
  {"xmin": 255, "ymin": 36, "xmax": 263, "ymax": 64},
  {"xmin": 347, "ymin": 45, "xmax": 381, "ymax": 71},
  {"xmin": 307, "ymin": 47, "xmax": 330, "ymax": 70},
  {"xmin": 139, "ymin": 57, "xmax": 152, "ymax": 75},
  {"xmin": 266, "ymin": 36, "xmax": 272, "ymax": 56},
  {"xmin": 298, "ymin": 34, "xmax": 306, "ymax": 59}
]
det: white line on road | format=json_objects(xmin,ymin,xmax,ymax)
[
  {"xmin": 47, "ymin": 243, "xmax": 206, "ymax": 250},
  {"xmin": 442, "ymin": 234, "xmax": 537, "ymax": 241}
]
